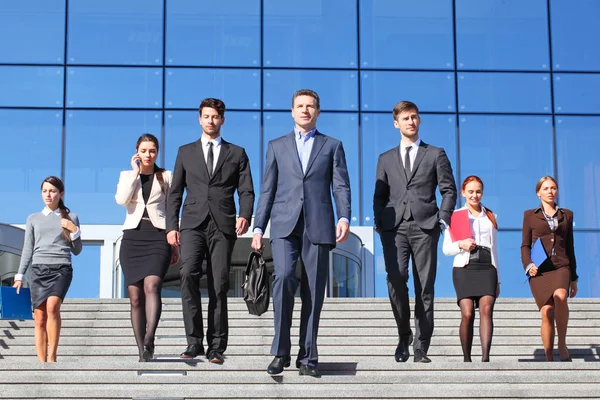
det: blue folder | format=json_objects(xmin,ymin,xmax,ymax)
[
  {"xmin": 0, "ymin": 286, "xmax": 33, "ymax": 320},
  {"xmin": 530, "ymin": 239, "xmax": 548, "ymax": 267}
]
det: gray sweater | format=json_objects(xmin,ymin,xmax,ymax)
[{"xmin": 16, "ymin": 210, "xmax": 82, "ymax": 280}]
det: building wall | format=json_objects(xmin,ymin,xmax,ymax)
[{"xmin": 1, "ymin": 0, "xmax": 599, "ymax": 297}]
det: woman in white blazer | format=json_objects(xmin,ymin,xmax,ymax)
[
  {"xmin": 115, "ymin": 133, "xmax": 178, "ymax": 362},
  {"xmin": 443, "ymin": 175, "xmax": 500, "ymax": 362}
]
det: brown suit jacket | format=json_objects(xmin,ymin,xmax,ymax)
[{"xmin": 521, "ymin": 207, "xmax": 578, "ymax": 281}]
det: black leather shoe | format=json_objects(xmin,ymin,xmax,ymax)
[
  {"xmin": 299, "ymin": 364, "xmax": 321, "ymax": 378},
  {"xmin": 180, "ymin": 344, "xmax": 204, "ymax": 359},
  {"xmin": 267, "ymin": 356, "xmax": 291, "ymax": 375},
  {"xmin": 414, "ymin": 349, "xmax": 431, "ymax": 363},
  {"xmin": 295, "ymin": 359, "xmax": 302, "ymax": 369},
  {"xmin": 207, "ymin": 351, "xmax": 224, "ymax": 364},
  {"xmin": 394, "ymin": 332, "xmax": 413, "ymax": 362},
  {"xmin": 142, "ymin": 345, "xmax": 154, "ymax": 362}
]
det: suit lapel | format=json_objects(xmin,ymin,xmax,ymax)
[
  {"xmin": 195, "ymin": 139, "xmax": 210, "ymax": 180},
  {"xmin": 284, "ymin": 132, "xmax": 304, "ymax": 177},
  {"xmin": 395, "ymin": 146, "xmax": 408, "ymax": 185},
  {"xmin": 407, "ymin": 141, "xmax": 428, "ymax": 183},
  {"xmin": 304, "ymin": 131, "xmax": 326, "ymax": 175},
  {"xmin": 211, "ymin": 140, "xmax": 230, "ymax": 181}
]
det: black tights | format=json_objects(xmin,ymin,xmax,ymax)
[
  {"xmin": 128, "ymin": 276, "xmax": 163, "ymax": 357},
  {"xmin": 459, "ymin": 295, "xmax": 495, "ymax": 362}
]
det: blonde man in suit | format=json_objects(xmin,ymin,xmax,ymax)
[{"xmin": 116, "ymin": 133, "xmax": 178, "ymax": 362}]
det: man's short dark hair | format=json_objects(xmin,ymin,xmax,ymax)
[
  {"xmin": 392, "ymin": 101, "xmax": 419, "ymax": 120},
  {"xmin": 199, "ymin": 98, "xmax": 226, "ymax": 117},
  {"xmin": 292, "ymin": 89, "xmax": 320, "ymax": 110}
]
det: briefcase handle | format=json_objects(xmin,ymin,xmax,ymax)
[{"xmin": 244, "ymin": 251, "xmax": 266, "ymax": 276}]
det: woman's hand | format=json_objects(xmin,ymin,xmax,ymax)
[
  {"xmin": 458, "ymin": 238, "xmax": 476, "ymax": 251},
  {"xmin": 12, "ymin": 280, "xmax": 22, "ymax": 294},
  {"xmin": 496, "ymin": 283, "xmax": 501, "ymax": 298},
  {"xmin": 528, "ymin": 265, "xmax": 538, "ymax": 277},
  {"xmin": 61, "ymin": 218, "xmax": 78, "ymax": 233},
  {"xmin": 170, "ymin": 247, "xmax": 180, "ymax": 266},
  {"xmin": 130, "ymin": 153, "xmax": 142, "ymax": 174},
  {"xmin": 570, "ymin": 281, "xmax": 578, "ymax": 298}
]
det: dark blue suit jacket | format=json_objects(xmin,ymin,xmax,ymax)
[{"xmin": 253, "ymin": 131, "xmax": 351, "ymax": 246}]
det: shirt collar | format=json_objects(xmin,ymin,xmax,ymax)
[
  {"xmin": 42, "ymin": 207, "xmax": 61, "ymax": 216},
  {"xmin": 401, "ymin": 138, "xmax": 421, "ymax": 152},
  {"xmin": 201, "ymin": 135, "xmax": 222, "ymax": 147},
  {"xmin": 534, "ymin": 204, "xmax": 562, "ymax": 214},
  {"xmin": 294, "ymin": 128, "xmax": 317, "ymax": 140}
]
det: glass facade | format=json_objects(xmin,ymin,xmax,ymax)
[{"xmin": 1, "ymin": 1, "xmax": 599, "ymax": 298}]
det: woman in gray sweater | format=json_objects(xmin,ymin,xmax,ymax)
[{"xmin": 13, "ymin": 176, "xmax": 82, "ymax": 362}]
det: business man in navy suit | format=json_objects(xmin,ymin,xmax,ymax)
[{"xmin": 252, "ymin": 89, "xmax": 351, "ymax": 378}]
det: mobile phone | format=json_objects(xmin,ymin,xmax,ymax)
[{"xmin": 135, "ymin": 159, "xmax": 141, "ymax": 167}]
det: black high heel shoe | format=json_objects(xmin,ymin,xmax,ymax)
[{"xmin": 142, "ymin": 345, "xmax": 155, "ymax": 362}]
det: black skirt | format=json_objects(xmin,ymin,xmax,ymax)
[
  {"xmin": 452, "ymin": 247, "xmax": 498, "ymax": 308},
  {"xmin": 30, "ymin": 263, "xmax": 73, "ymax": 309},
  {"xmin": 120, "ymin": 219, "xmax": 171, "ymax": 286}
]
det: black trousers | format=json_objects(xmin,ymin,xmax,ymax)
[
  {"xmin": 179, "ymin": 215, "xmax": 236, "ymax": 353},
  {"xmin": 380, "ymin": 219, "xmax": 440, "ymax": 354}
]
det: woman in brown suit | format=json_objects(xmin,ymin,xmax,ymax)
[{"xmin": 521, "ymin": 176, "xmax": 578, "ymax": 361}]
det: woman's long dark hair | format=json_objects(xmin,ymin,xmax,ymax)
[
  {"xmin": 41, "ymin": 176, "xmax": 72, "ymax": 244},
  {"xmin": 136, "ymin": 133, "xmax": 166, "ymax": 194}
]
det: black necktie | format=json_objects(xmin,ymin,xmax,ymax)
[
  {"xmin": 404, "ymin": 146, "xmax": 412, "ymax": 176},
  {"xmin": 207, "ymin": 142, "xmax": 214, "ymax": 178}
]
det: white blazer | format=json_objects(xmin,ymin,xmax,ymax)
[
  {"xmin": 442, "ymin": 206, "xmax": 500, "ymax": 282},
  {"xmin": 115, "ymin": 170, "xmax": 172, "ymax": 230}
]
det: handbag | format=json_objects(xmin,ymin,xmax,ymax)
[
  {"xmin": 241, "ymin": 251, "xmax": 270, "ymax": 316},
  {"xmin": 0, "ymin": 286, "xmax": 33, "ymax": 320}
]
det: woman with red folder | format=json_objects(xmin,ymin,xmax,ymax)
[
  {"xmin": 443, "ymin": 176, "xmax": 500, "ymax": 362},
  {"xmin": 13, "ymin": 176, "xmax": 82, "ymax": 362},
  {"xmin": 521, "ymin": 176, "xmax": 578, "ymax": 362}
]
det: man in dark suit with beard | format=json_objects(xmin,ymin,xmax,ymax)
[
  {"xmin": 167, "ymin": 98, "xmax": 255, "ymax": 364},
  {"xmin": 374, "ymin": 100, "xmax": 457, "ymax": 363}
]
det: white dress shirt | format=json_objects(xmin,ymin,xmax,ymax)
[
  {"xmin": 201, "ymin": 135, "xmax": 222, "ymax": 174},
  {"xmin": 400, "ymin": 138, "xmax": 421, "ymax": 173}
]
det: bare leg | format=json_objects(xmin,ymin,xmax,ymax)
[
  {"xmin": 128, "ymin": 283, "xmax": 146, "ymax": 360},
  {"xmin": 540, "ymin": 300, "xmax": 555, "ymax": 361},
  {"xmin": 33, "ymin": 304, "xmax": 48, "ymax": 363},
  {"xmin": 553, "ymin": 288, "xmax": 570, "ymax": 360},
  {"xmin": 478, "ymin": 296, "xmax": 495, "ymax": 362},
  {"xmin": 458, "ymin": 299, "xmax": 475, "ymax": 362}
]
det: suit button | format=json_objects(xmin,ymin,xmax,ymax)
[
  {"xmin": 300, "ymin": 198, "xmax": 303, "ymax": 201},
  {"xmin": 208, "ymin": 196, "xmax": 212, "ymax": 201},
  {"xmin": 403, "ymin": 201, "xmax": 407, "ymax": 205}
]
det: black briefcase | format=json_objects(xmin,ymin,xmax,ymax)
[{"xmin": 241, "ymin": 251, "xmax": 270, "ymax": 316}]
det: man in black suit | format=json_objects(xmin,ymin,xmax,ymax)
[
  {"xmin": 167, "ymin": 98, "xmax": 255, "ymax": 364},
  {"xmin": 373, "ymin": 101, "xmax": 456, "ymax": 363}
]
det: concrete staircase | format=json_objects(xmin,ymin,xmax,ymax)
[{"xmin": 1, "ymin": 298, "xmax": 600, "ymax": 399}]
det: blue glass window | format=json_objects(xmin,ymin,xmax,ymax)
[
  {"xmin": 0, "ymin": 0, "xmax": 65, "ymax": 63},
  {"xmin": 164, "ymin": 111, "xmax": 261, "ymax": 211},
  {"xmin": 0, "ymin": 66, "xmax": 63, "ymax": 107},
  {"xmin": 553, "ymin": 74, "xmax": 600, "ymax": 114},
  {"xmin": 263, "ymin": 112, "xmax": 360, "ymax": 225},
  {"xmin": 66, "ymin": 67, "xmax": 162, "ymax": 108},
  {"xmin": 264, "ymin": 70, "xmax": 358, "ymax": 111},
  {"xmin": 361, "ymin": 114, "xmax": 457, "ymax": 227},
  {"xmin": 67, "ymin": 0, "xmax": 163, "ymax": 65},
  {"xmin": 165, "ymin": 68, "xmax": 260, "ymax": 110},
  {"xmin": 359, "ymin": 0, "xmax": 453, "ymax": 69},
  {"xmin": 556, "ymin": 117, "xmax": 600, "ymax": 229},
  {"xmin": 0, "ymin": 110, "xmax": 62, "ymax": 224},
  {"xmin": 551, "ymin": 0, "xmax": 600, "ymax": 71},
  {"xmin": 361, "ymin": 71, "xmax": 455, "ymax": 112},
  {"xmin": 456, "ymin": 0, "xmax": 549, "ymax": 70},
  {"xmin": 458, "ymin": 73, "xmax": 551, "ymax": 113},
  {"xmin": 459, "ymin": 115, "xmax": 553, "ymax": 228},
  {"xmin": 67, "ymin": 243, "xmax": 100, "ymax": 298},
  {"xmin": 166, "ymin": 0, "xmax": 260, "ymax": 67},
  {"xmin": 573, "ymin": 232, "xmax": 600, "ymax": 297},
  {"xmin": 64, "ymin": 111, "xmax": 162, "ymax": 224},
  {"xmin": 263, "ymin": 0, "xmax": 357, "ymax": 68}
]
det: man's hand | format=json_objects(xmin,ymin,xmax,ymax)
[
  {"xmin": 251, "ymin": 233, "xmax": 264, "ymax": 252},
  {"xmin": 167, "ymin": 230, "xmax": 180, "ymax": 248},
  {"xmin": 170, "ymin": 247, "xmax": 180, "ymax": 265},
  {"xmin": 236, "ymin": 217, "xmax": 249, "ymax": 236},
  {"xmin": 336, "ymin": 220, "xmax": 350, "ymax": 243},
  {"xmin": 12, "ymin": 280, "xmax": 22, "ymax": 294}
]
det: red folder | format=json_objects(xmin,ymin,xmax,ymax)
[{"xmin": 448, "ymin": 209, "xmax": 472, "ymax": 242}]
